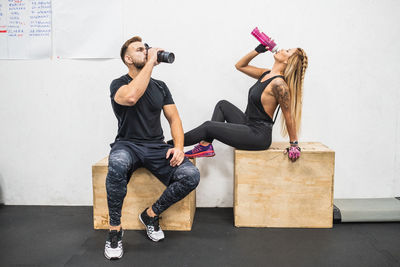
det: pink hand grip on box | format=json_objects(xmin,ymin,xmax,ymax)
[{"xmin": 251, "ymin": 27, "xmax": 279, "ymax": 53}]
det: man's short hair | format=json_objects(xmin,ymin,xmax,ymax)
[{"xmin": 120, "ymin": 36, "xmax": 142, "ymax": 65}]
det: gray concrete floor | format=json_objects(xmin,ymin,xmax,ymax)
[{"xmin": 0, "ymin": 206, "xmax": 399, "ymax": 267}]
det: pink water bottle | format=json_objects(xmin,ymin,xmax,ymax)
[{"xmin": 251, "ymin": 27, "xmax": 279, "ymax": 53}]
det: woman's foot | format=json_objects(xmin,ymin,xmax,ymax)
[{"xmin": 185, "ymin": 143, "xmax": 215, "ymax": 158}]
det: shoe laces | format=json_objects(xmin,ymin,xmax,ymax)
[
  {"xmin": 108, "ymin": 230, "xmax": 120, "ymax": 248},
  {"xmin": 192, "ymin": 144, "xmax": 204, "ymax": 153},
  {"xmin": 105, "ymin": 241, "xmax": 122, "ymax": 249},
  {"xmin": 149, "ymin": 216, "xmax": 160, "ymax": 232}
]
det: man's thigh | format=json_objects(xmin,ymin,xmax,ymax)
[
  {"xmin": 108, "ymin": 141, "xmax": 143, "ymax": 182},
  {"xmin": 142, "ymin": 142, "xmax": 193, "ymax": 186}
]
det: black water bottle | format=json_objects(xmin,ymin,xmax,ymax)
[
  {"xmin": 145, "ymin": 43, "xmax": 175, "ymax": 63},
  {"xmin": 157, "ymin": 51, "xmax": 175, "ymax": 63}
]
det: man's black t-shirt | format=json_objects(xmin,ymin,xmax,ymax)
[{"xmin": 110, "ymin": 74, "xmax": 174, "ymax": 143}]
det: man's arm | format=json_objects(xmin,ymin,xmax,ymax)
[
  {"xmin": 163, "ymin": 104, "xmax": 185, "ymax": 166},
  {"xmin": 114, "ymin": 48, "xmax": 160, "ymax": 106},
  {"xmin": 271, "ymin": 79, "xmax": 298, "ymax": 142}
]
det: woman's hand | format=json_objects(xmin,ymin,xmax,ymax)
[
  {"xmin": 255, "ymin": 44, "xmax": 268, "ymax": 53},
  {"xmin": 286, "ymin": 145, "xmax": 301, "ymax": 162}
]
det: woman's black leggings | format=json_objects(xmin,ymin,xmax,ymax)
[{"xmin": 169, "ymin": 100, "xmax": 272, "ymax": 150}]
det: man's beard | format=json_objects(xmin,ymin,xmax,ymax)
[{"xmin": 132, "ymin": 59, "xmax": 146, "ymax": 69}]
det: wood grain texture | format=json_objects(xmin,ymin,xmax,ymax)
[
  {"xmin": 234, "ymin": 142, "xmax": 335, "ymax": 228},
  {"xmin": 92, "ymin": 158, "xmax": 196, "ymax": 231}
]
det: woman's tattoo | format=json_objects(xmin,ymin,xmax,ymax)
[{"xmin": 272, "ymin": 81, "xmax": 290, "ymax": 110}]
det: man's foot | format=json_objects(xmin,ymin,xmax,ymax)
[
  {"xmin": 185, "ymin": 143, "xmax": 215, "ymax": 158},
  {"xmin": 104, "ymin": 229, "xmax": 124, "ymax": 260},
  {"xmin": 139, "ymin": 209, "xmax": 165, "ymax": 242}
]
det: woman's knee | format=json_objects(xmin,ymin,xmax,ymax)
[
  {"xmin": 202, "ymin": 120, "xmax": 214, "ymax": 128},
  {"xmin": 215, "ymin": 99, "xmax": 230, "ymax": 109}
]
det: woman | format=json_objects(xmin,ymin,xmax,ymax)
[{"xmin": 168, "ymin": 43, "xmax": 308, "ymax": 161}]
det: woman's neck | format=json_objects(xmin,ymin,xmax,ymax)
[{"xmin": 270, "ymin": 61, "xmax": 286, "ymax": 76}]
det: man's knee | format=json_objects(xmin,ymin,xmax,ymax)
[
  {"xmin": 174, "ymin": 162, "xmax": 200, "ymax": 190},
  {"xmin": 106, "ymin": 149, "xmax": 132, "ymax": 197},
  {"xmin": 108, "ymin": 149, "xmax": 132, "ymax": 179},
  {"xmin": 187, "ymin": 166, "xmax": 200, "ymax": 189}
]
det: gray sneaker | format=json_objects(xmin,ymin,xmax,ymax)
[
  {"xmin": 139, "ymin": 209, "xmax": 165, "ymax": 242},
  {"xmin": 104, "ymin": 229, "xmax": 124, "ymax": 260}
]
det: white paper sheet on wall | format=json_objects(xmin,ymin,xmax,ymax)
[
  {"xmin": 0, "ymin": 0, "xmax": 52, "ymax": 59},
  {"xmin": 53, "ymin": 0, "xmax": 123, "ymax": 59}
]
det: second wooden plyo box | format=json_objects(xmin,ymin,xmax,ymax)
[{"xmin": 234, "ymin": 142, "xmax": 335, "ymax": 228}]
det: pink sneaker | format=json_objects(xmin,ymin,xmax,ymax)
[{"xmin": 185, "ymin": 144, "xmax": 215, "ymax": 158}]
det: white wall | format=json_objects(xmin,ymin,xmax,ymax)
[{"xmin": 0, "ymin": 0, "xmax": 399, "ymax": 205}]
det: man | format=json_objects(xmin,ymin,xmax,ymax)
[{"xmin": 104, "ymin": 36, "xmax": 200, "ymax": 260}]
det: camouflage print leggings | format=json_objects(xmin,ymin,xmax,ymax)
[{"xmin": 106, "ymin": 141, "xmax": 200, "ymax": 226}]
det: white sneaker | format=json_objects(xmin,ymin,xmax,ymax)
[
  {"xmin": 139, "ymin": 209, "xmax": 165, "ymax": 242},
  {"xmin": 104, "ymin": 229, "xmax": 124, "ymax": 260}
]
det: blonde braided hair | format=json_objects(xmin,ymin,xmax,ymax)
[{"xmin": 280, "ymin": 48, "xmax": 308, "ymax": 137}]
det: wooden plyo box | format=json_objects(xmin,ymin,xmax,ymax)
[
  {"xmin": 92, "ymin": 157, "xmax": 196, "ymax": 230},
  {"xmin": 234, "ymin": 142, "xmax": 335, "ymax": 228}
]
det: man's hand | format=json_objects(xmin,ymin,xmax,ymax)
[
  {"xmin": 147, "ymin": 47, "xmax": 163, "ymax": 66},
  {"xmin": 166, "ymin": 147, "xmax": 185, "ymax": 167}
]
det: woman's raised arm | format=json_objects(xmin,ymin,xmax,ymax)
[{"xmin": 235, "ymin": 49, "xmax": 270, "ymax": 79}]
